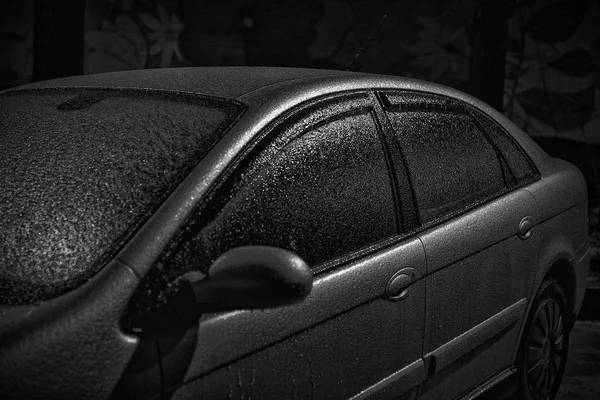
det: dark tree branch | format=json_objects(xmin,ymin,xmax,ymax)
[
  {"xmin": 467, "ymin": 0, "xmax": 513, "ymax": 112},
  {"xmin": 34, "ymin": 0, "xmax": 84, "ymax": 81}
]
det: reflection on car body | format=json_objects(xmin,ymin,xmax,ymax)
[{"xmin": 0, "ymin": 67, "xmax": 590, "ymax": 400}]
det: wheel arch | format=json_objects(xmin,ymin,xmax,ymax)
[
  {"xmin": 514, "ymin": 278, "xmax": 571, "ymax": 400},
  {"xmin": 511, "ymin": 248, "xmax": 577, "ymax": 366},
  {"xmin": 542, "ymin": 258, "xmax": 576, "ymax": 325},
  {"xmin": 533, "ymin": 229, "xmax": 581, "ymax": 326}
]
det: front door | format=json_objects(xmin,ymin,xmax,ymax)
[{"xmin": 145, "ymin": 93, "xmax": 429, "ymax": 399}]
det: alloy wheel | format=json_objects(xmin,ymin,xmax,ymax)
[{"xmin": 525, "ymin": 297, "xmax": 567, "ymax": 400}]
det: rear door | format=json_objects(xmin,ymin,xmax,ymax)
[
  {"xmin": 137, "ymin": 92, "xmax": 429, "ymax": 399},
  {"xmin": 377, "ymin": 91, "xmax": 540, "ymax": 399}
]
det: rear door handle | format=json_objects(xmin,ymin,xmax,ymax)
[
  {"xmin": 518, "ymin": 216, "xmax": 533, "ymax": 240},
  {"xmin": 386, "ymin": 267, "xmax": 419, "ymax": 301}
]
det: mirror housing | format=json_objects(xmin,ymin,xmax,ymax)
[{"xmin": 188, "ymin": 246, "xmax": 313, "ymax": 312}]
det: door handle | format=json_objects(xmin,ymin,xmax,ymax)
[
  {"xmin": 386, "ymin": 267, "xmax": 419, "ymax": 301},
  {"xmin": 518, "ymin": 216, "xmax": 533, "ymax": 240}
]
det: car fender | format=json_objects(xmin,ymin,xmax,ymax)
[
  {"xmin": 508, "ymin": 158, "xmax": 589, "ymax": 365},
  {"xmin": 0, "ymin": 260, "xmax": 141, "ymax": 400}
]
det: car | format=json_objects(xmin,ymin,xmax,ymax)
[{"xmin": 0, "ymin": 67, "xmax": 591, "ymax": 400}]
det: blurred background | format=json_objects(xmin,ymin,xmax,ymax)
[
  {"xmin": 1, "ymin": 0, "xmax": 598, "ymax": 273},
  {"xmin": 1, "ymin": 1, "xmax": 599, "ymax": 397}
]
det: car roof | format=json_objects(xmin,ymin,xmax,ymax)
[
  {"xmin": 8, "ymin": 66, "xmax": 532, "ymax": 144},
  {"xmin": 2, "ymin": 66, "xmax": 517, "ymax": 133},
  {"xmin": 5, "ymin": 66, "xmax": 525, "ymax": 139},
  {"xmin": 3, "ymin": 66, "xmax": 360, "ymax": 99},
  {"xmin": 3, "ymin": 66, "xmax": 479, "ymax": 107}
]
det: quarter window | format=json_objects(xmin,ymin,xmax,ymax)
[
  {"xmin": 386, "ymin": 108, "xmax": 506, "ymax": 224},
  {"xmin": 473, "ymin": 112, "xmax": 538, "ymax": 185}
]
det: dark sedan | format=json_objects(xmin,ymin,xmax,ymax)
[{"xmin": 0, "ymin": 67, "xmax": 590, "ymax": 400}]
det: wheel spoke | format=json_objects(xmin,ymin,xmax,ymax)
[
  {"xmin": 544, "ymin": 302, "xmax": 553, "ymax": 333},
  {"xmin": 553, "ymin": 352, "xmax": 562, "ymax": 371},
  {"xmin": 533, "ymin": 364, "xmax": 546, "ymax": 394},
  {"xmin": 555, "ymin": 333, "xmax": 564, "ymax": 351},
  {"xmin": 536, "ymin": 309, "xmax": 548, "ymax": 336},
  {"xmin": 553, "ymin": 302, "xmax": 562, "ymax": 333},
  {"xmin": 545, "ymin": 360, "xmax": 555, "ymax": 394},
  {"xmin": 531, "ymin": 323, "xmax": 545, "ymax": 347},
  {"xmin": 528, "ymin": 354, "xmax": 544, "ymax": 374},
  {"xmin": 528, "ymin": 346, "xmax": 543, "ymax": 364},
  {"xmin": 541, "ymin": 303, "xmax": 551, "ymax": 335},
  {"xmin": 549, "ymin": 301, "xmax": 557, "ymax": 332},
  {"xmin": 549, "ymin": 352, "xmax": 557, "ymax": 376},
  {"xmin": 556, "ymin": 315, "xmax": 563, "ymax": 337}
]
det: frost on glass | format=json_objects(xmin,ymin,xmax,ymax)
[
  {"xmin": 0, "ymin": 89, "xmax": 244, "ymax": 304},
  {"xmin": 384, "ymin": 92, "xmax": 459, "ymax": 111},
  {"xmin": 474, "ymin": 112, "xmax": 538, "ymax": 184},
  {"xmin": 387, "ymin": 109, "xmax": 505, "ymax": 223},
  {"xmin": 165, "ymin": 108, "xmax": 396, "ymax": 282}
]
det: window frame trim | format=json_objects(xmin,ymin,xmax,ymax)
[
  {"xmin": 161, "ymin": 90, "xmax": 414, "ymax": 278},
  {"xmin": 466, "ymin": 106, "xmax": 541, "ymax": 187},
  {"xmin": 375, "ymin": 89, "xmax": 521, "ymax": 232},
  {"xmin": 371, "ymin": 91, "xmax": 421, "ymax": 231}
]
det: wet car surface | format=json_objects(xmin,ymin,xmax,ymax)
[{"xmin": 0, "ymin": 67, "xmax": 590, "ymax": 400}]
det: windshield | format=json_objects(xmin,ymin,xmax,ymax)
[{"xmin": 0, "ymin": 88, "xmax": 245, "ymax": 304}]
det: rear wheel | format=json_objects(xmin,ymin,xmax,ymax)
[{"xmin": 516, "ymin": 280, "xmax": 570, "ymax": 400}]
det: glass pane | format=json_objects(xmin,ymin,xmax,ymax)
[
  {"xmin": 475, "ymin": 112, "xmax": 538, "ymax": 184},
  {"xmin": 176, "ymin": 108, "xmax": 397, "ymax": 273},
  {"xmin": 0, "ymin": 89, "xmax": 245, "ymax": 304},
  {"xmin": 387, "ymin": 109, "xmax": 505, "ymax": 223}
]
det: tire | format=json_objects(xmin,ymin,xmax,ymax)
[{"xmin": 515, "ymin": 279, "xmax": 571, "ymax": 400}]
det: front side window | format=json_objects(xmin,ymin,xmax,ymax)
[
  {"xmin": 164, "ymin": 107, "xmax": 397, "ymax": 279},
  {"xmin": 386, "ymin": 107, "xmax": 506, "ymax": 224}
]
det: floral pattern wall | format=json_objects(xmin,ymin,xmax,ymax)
[
  {"xmin": 82, "ymin": 0, "xmax": 600, "ymax": 146},
  {"xmin": 0, "ymin": 1, "xmax": 34, "ymax": 90},
  {"xmin": 504, "ymin": 0, "xmax": 600, "ymax": 144},
  {"xmin": 85, "ymin": 1, "xmax": 185, "ymax": 72}
]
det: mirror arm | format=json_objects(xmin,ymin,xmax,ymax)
[{"xmin": 186, "ymin": 278, "xmax": 242, "ymax": 312}]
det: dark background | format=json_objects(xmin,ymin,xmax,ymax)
[
  {"xmin": 1, "ymin": 1, "xmax": 599, "ymax": 397},
  {"xmin": 1, "ymin": 0, "xmax": 598, "ymax": 280}
]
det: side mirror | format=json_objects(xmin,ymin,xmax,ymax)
[{"xmin": 187, "ymin": 246, "xmax": 313, "ymax": 312}]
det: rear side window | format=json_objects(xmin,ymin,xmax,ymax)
[
  {"xmin": 386, "ymin": 108, "xmax": 506, "ymax": 224},
  {"xmin": 472, "ymin": 112, "xmax": 538, "ymax": 185}
]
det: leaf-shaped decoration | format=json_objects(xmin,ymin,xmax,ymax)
[
  {"xmin": 526, "ymin": 0, "xmax": 586, "ymax": 44},
  {"xmin": 114, "ymin": 15, "xmax": 147, "ymax": 69},
  {"xmin": 517, "ymin": 86, "xmax": 595, "ymax": 130},
  {"xmin": 86, "ymin": 30, "xmax": 139, "ymax": 72},
  {"xmin": 86, "ymin": 31, "xmax": 123, "ymax": 51},
  {"xmin": 87, "ymin": 52, "xmax": 132, "ymax": 74},
  {"xmin": 156, "ymin": 4, "xmax": 170, "ymax": 26},
  {"xmin": 505, "ymin": 57, "xmax": 527, "ymax": 80},
  {"xmin": 101, "ymin": 19, "xmax": 114, "ymax": 31},
  {"xmin": 548, "ymin": 48, "xmax": 595, "ymax": 77},
  {"xmin": 505, "ymin": 37, "xmax": 522, "ymax": 55},
  {"xmin": 416, "ymin": 17, "xmax": 441, "ymax": 41},
  {"xmin": 139, "ymin": 12, "xmax": 162, "ymax": 31}
]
